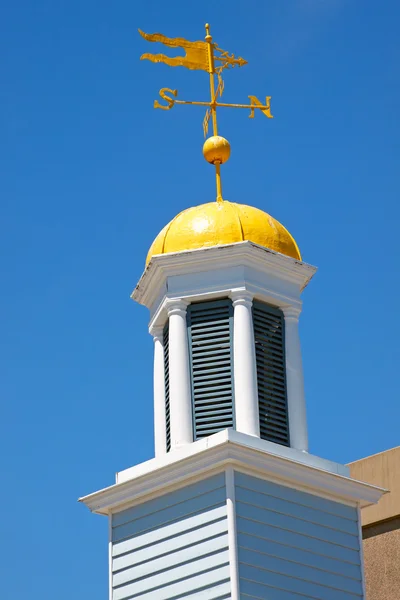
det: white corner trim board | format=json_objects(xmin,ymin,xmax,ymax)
[
  {"xmin": 79, "ymin": 430, "xmax": 385, "ymax": 516},
  {"xmin": 225, "ymin": 467, "xmax": 240, "ymax": 600}
]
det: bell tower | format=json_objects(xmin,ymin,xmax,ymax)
[
  {"xmin": 80, "ymin": 24, "xmax": 384, "ymax": 600},
  {"xmin": 135, "ymin": 230, "xmax": 313, "ymax": 456}
]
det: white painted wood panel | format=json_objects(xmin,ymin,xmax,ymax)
[
  {"xmin": 130, "ymin": 572, "xmax": 231, "ymax": 600},
  {"xmin": 236, "ymin": 500, "xmax": 359, "ymax": 548},
  {"xmin": 239, "ymin": 547, "xmax": 362, "ymax": 595},
  {"xmin": 235, "ymin": 485, "xmax": 359, "ymax": 534},
  {"xmin": 111, "ymin": 474, "xmax": 230, "ymax": 600},
  {"xmin": 114, "ymin": 535, "xmax": 229, "ymax": 586},
  {"xmin": 240, "ymin": 563, "xmax": 360, "ymax": 600},
  {"xmin": 237, "ymin": 532, "xmax": 361, "ymax": 579},
  {"xmin": 235, "ymin": 471, "xmax": 357, "ymax": 520},
  {"xmin": 236, "ymin": 473, "xmax": 363, "ymax": 600},
  {"xmin": 237, "ymin": 516, "xmax": 360, "ymax": 564},
  {"xmin": 113, "ymin": 473, "xmax": 224, "ymax": 528},
  {"xmin": 113, "ymin": 512, "xmax": 228, "ymax": 570},
  {"xmin": 113, "ymin": 486, "xmax": 225, "ymax": 543}
]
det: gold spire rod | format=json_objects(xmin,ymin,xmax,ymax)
[
  {"xmin": 205, "ymin": 23, "xmax": 217, "ymax": 136},
  {"xmin": 205, "ymin": 24, "xmax": 223, "ymax": 203}
]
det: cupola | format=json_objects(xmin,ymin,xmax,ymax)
[
  {"xmin": 134, "ymin": 232, "xmax": 315, "ymax": 457},
  {"xmin": 131, "ymin": 121, "xmax": 315, "ymax": 457},
  {"xmin": 130, "ymin": 116, "xmax": 318, "ymax": 456}
]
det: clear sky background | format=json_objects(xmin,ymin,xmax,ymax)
[{"xmin": 1, "ymin": 1, "xmax": 399, "ymax": 598}]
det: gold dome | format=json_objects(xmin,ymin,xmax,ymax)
[{"xmin": 146, "ymin": 200, "xmax": 301, "ymax": 265}]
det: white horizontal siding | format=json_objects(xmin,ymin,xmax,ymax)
[
  {"xmin": 235, "ymin": 485, "xmax": 359, "ymax": 535},
  {"xmin": 235, "ymin": 471, "xmax": 357, "ymax": 520},
  {"xmin": 240, "ymin": 565, "xmax": 359, "ymax": 600},
  {"xmin": 240, "ymin": 576, "xmax": 355, "ymax": 600},
  {"xmin": 113, "ymin": 475, "xmax": 224, "ymax": 528},
  {"xmin": 237, "ymin": 532, "xmax": 360, "ymax": 579},
  {"xmin": 113, "ymin": 508, "xmax": 228, "ymax": 569},
  {"xmin": 236, "ymin": 501, "xmax": 358, "ymax": 548},
  {"xmin": 113, "ymin": 487, "xmax": 226, "ymax": 543},
  {"xmin": 114, "ymin": 536, "xmax": 230, "ymax": 587},
  {"xmin": 239, "ymin": 547, "xmax": 362, "ymax": 595},
  {"xmin": 120, "ymin": 571, "xmax": 231, "ymax": 600},
  {"xmin": 236, "ymin": 472, "xmax": 363, "ymax": 600},
  {"xmin": 236, "ymin": 516, "xmax": 360, "ymax": 565},
  {"xmin": 111, "ymin": 473, "xmax": 230, "ymax": 600}
]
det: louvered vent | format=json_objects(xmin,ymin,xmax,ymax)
[
  {"xmin": 163, "ymin": 322, "xmax": 171, "ymax": 452},
  {"xmin": 253, "ymin": 301, "xmax": 289, "ymax": 446},
  {"xmin": 188, "ymin": 299, "xmax": 235, "ymax": 439}
]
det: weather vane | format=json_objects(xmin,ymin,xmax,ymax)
[{"xmin": 139, "ymin": 23, "xmax": 273, "ymax": 202}]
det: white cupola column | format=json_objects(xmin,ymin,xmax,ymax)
[
  {"xmin": 151, "ymin": 327, "xmax": 167, "ymax": 458},
  {"xmin": 231, "ymin": 290, "xmax": 260, "ymax": 438},
  {"xmin": 167, "ymin": 300, "xmax": 193, "ymax": 449},
  {"xmin": 282, "ymin": 305, "xmax": 308, "ymax": 452}
]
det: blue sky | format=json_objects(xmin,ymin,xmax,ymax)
[{"xmin": 1, "ymin": 1, "xmax": 399, "ymax": 598}]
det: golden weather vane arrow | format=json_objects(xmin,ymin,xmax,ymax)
[{"xmin": 139, "ymin": 23, "xmax": 273, "ymax": 203}]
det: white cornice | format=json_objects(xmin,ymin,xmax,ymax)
[
  {"xmin": 79, "ymin": 430, "xmax": 385, "ymax": 516},
  {"xmin": 132, "ymin": 242, "xmax": 317, "ymax": 309}
]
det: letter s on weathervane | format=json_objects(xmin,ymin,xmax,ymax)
[{"xmin": 154, "ymin": 88, "xmax": 178, "ymax": 110}]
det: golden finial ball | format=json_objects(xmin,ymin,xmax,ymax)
[{"xmin": 203, "ymin": 136, "xmax": 231, "ymax": 164}]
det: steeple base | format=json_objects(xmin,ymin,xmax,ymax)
[{"xmin": 80, "ymin": 431, "xmax": 384, "ymax": 600}]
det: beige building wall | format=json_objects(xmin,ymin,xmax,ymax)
[{"xmin": 348, "ymin": 446, "xmax": 400, "ymax": 600}]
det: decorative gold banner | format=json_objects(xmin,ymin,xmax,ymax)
[{"xmin": 139, "ymin": 29, "xmax": 209, "ymax": 72}]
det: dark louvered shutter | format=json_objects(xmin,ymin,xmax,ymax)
[
  {"xmin": 163, "ymin": 321, "xmax": 171, "ymax": 452},
  {"xmin": 188, "ymin": 299, "xmax": 235, "ymax": 439},
  {"xmin": 253, "ymin": 301, "xmax": 290, "ymax": 446}
]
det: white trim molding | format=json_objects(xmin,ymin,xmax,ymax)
[
  {"xmin": 79, "ymin": 430, "xmax": 386, "ymax": 516},
  {"xmin": 357, "ymin": 505, "xmax": 368, "ymax": 600},
  {"xmin": 108, "ymin": 512, "xmax": 112, "ymax": 600},
  {"xmin": 225, "ymin": 467, "xmax": 240, "ymax": 600},
  {"xmin": 132, "ymin": 242, "xmax": 317, "ymax": 316}
]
